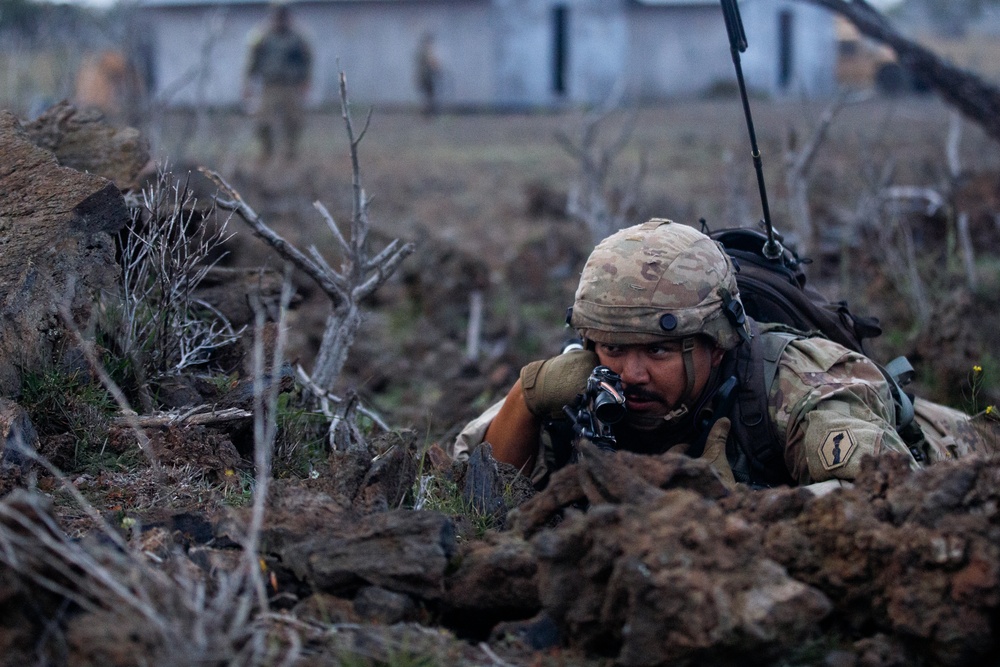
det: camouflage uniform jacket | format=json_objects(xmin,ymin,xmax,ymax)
[
  {"xmin": 247, "ymin": 29, "xmax": 312, "ymax": 86},
  {"xmin": 756, "ymin": 329, "xmax": 914, "ymax": 485}
]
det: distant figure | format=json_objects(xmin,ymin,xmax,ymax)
[
  {"xmin": 74, "ymin": 50, "xmax": 146, "ymax": 123},
  {"xmin": 243, "ymin": 3, "xmax": 313, "ymax": 162},
  {"xmin": 415, "ymin": 32, "xmax": 442, "ymax": 117}
]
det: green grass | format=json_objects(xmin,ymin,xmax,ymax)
[
  {"xmin": 273, "ymin": 391, "xmax": 330, "ymax": 477},
  {"xmin": 20, "ymin": 366, "xmax": 128, "ymax": 473}
]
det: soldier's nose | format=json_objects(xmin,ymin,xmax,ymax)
[{"xmin": 618, "ymin": 353, "xmax": 650, "ymax": 385}]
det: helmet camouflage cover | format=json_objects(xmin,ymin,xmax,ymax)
[{"xmin": 571, "ymin": 218, "xmax": 749, "ymax": 349}]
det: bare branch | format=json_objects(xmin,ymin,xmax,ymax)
[
  {"xmin": 294, "ymin": 365, "xmax": 391, "ymax": 431},
  {"xmin": 352, "ymin": 245, "xmax": 414, "ymax": 301},
  {"xmin": 313, "ymin": 200, "xmax": 351, "ymax": 255},
  {"xmin": 205, "ymin": 169, "xmax": 347, "ymax": 307},
  {"xmin": 799, "ymin": 0, "xmax": 1000, "ymax": 144}
]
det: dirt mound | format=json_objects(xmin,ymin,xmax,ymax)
[
  {"xmin": 501, "ymin": 449, "xmax": 1000, "ymax": 666},
  {"xmin": 6, "ymin": 428, "xmax": 1000, "ymax": 665}
]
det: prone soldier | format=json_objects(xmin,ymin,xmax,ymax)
[{"xmin": 456, "ymin": 219, "xmax": 987, "ymax": 491}]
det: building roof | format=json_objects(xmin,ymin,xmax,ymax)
[
  {"xmin": 137, "ymin": 0, "xmax": 478, "ymax": 7},
  {"xmin": 631, "ymin": 0, "xmax": 718, "ymax": 5}
]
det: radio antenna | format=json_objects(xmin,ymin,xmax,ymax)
[{"xmin": 720, "ymin": 0, "xmax": 783, "ymax": 260}]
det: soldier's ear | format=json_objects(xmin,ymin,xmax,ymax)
[{"xmin": 710, "ymin": 346, "xmax": 725, "ymax": 367}]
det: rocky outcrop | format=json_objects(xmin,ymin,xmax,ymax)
[
  {"xmin": 0, "ymin": 110, "xmax": 128, "ymax": 395},
  {"xmin": 23, "ymin": 101, "xmax": 150, "ymax": 192}
]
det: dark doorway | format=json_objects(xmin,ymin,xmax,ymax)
[
  {"xmin": 778, "ymin": 9, "xmax": 794, "ymax": 89},
  {"xmin": 552, "ymin": 5, "xmax": 568, "ymax": 95}
]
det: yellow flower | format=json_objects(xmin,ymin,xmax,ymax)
[
  {"xmin": 225, "ymin": 469, "xmax": 235, "ymax": 477},
  {"xmin": 973, "ymin": 365, "xmax": 983, "ymax": 373},
  {"xmin": 988, "ymin": 405, "xmax": 995, "ymax": 415}
]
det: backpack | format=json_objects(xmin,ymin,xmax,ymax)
[
  {"xmin": 703, "ymin": 225, "xmax": 928, "ymax": 481},
  {"xmin": 706, "ymin": 226, "xmax": 882, "ymax": 354}
]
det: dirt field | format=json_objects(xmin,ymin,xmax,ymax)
[
  {"xmin": 155, "ymin": 94, "xmax": 1000, "ymax": 442},
  {"xmin": 5, "ymin": 93, "xmax": 1000, "ymax": 667}
]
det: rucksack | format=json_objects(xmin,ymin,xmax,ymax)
[
  {"xmin": 705, "ymin": 226, "xmax": 883, "ymax": 354},
  {"xmin": 702, "ymin": 225, "xmax": 928, "ymax": 479}
]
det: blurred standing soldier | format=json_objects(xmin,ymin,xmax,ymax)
[
  {"xmin": 243, "ymin": 3, "xmax": 313, "ymax": 162},
  {"xmin": 74, "ymin": 50, "xmax": 147, "ymax": 123},
  {"xmin": 415, "ymin": 32, "xmax": 442, "ymax": 117}
]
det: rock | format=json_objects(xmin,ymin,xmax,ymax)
[
  {"xmin": 532, "ymin": 489, "xmax": 832, "ymax": 666},
  {"xmin": 490, "ymin": 611, "xmax": 562, "ymax": 651},
  {"xmin": 443, "ymin": 531, "xmax": 539, "ymax": 633},
  {"xmin": 462, "ymin": 443, "xmax": 506, "ymax": 518},
  {"xmin": 275, "ymin": 509, "xmax": 457, "ymax": 600},
  {"xmin": 0, "ymin": 111, "xmax": 127, "ymax": 395},
  {"xmin": 292, "ymin": 592, "xmax": 359, "ymax": 624},
  {"xmin": 22, "ymin": 101, "xmax": 151, "ymax": 192},
  {"xmin": 511, "ymin": 446, "xmax": 729, "ymax": 537},
  {"xmin": 0, "ymin": 398, "xmax": 38, "ymax": 472},
  {"xmin": 353, "ymin": 585, "xmax": 420, "ymax": 624},
  {"xmin": 762, "ymin": 454, "xmax": 1000, "ymax": 667},
  {"xmin": 354, "ymin": 431, "xmax": 420, "ymax": 514}
]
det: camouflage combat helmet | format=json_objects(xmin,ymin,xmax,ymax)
[{"xmin": 570, "ymin": 219, "xmax": 750, "ymax": 350}]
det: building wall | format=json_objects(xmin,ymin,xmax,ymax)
[
  {"xmin": 491, "ymin": 0, "xmax": 627, "ymax": 108},
  {"xmin": 625, "ymin": 4, "xmax": 733, "ymax": 100},
  {"xmin": 738, "ymin": 0, "xmax": 836, "ymax": 97},
  {"xmin": 626, "ymin": 0, "xmax": 835, "ymax": 101},
  {"xmin": 141, "ymin": 0, "xmax": 835, "ymax": 109},
  {"xmin": 146, "ymin": 0, "xmax": 495, "ymax": 107}
]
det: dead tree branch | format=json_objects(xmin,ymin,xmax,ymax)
[
  {"xmin": 783, "ymin": 91, "xmax": 870, "ymax": 256},
  {"xmin": 114, "ymin": 407, "xmax": 253, "ymax": 429},
  {"xmin": 209, "ymin": 70, "xmax": 414, "ymax": 449},
  {"xmin": 556, "ymin": 100, "xmax": 647, "ymax": 245},
  {"xmin": 800, "ymin": 0, "xmax": 1000, "ymax": 144}
]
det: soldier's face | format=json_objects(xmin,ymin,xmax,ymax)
[{"xmin": 594, "ymin": 337, "xmax": 724, "ymax": 429}]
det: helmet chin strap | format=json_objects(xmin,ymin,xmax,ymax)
[
  {"xmin": 627, "ymin": 337, "xmax": 701, "ymax": 431},
  {"xmin": 656, "ymin": 338, "xmax": 721, "ymax": 430},
  {"xmin": 679, "ymin": 337, "xmax": 698, "ymax": 406}
]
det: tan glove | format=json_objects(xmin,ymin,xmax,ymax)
[
  {"xmin": 520, "ymin": 349, "xmax": 599, "ymax": 420},
  {"xmin": 699, "ymin": 417, "xmax": 736, "ymax": 489}
]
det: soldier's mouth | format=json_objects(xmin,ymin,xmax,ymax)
[{"xmin": 624, "ymin": 389, "xmax": 663, "ymax": 411}]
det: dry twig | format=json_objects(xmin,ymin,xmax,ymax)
[
  {"xmin": 209, "ymin": 70, "xmax": 414, "ymax": 450},
  {"xmin": 556, "ymin": 95, "xmax": 646, "ymax": 244}
]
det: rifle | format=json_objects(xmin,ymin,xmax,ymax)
[
  {"xmin": 563, "ymin": 365, "xmax": 626, "ymax": 453},
  {"xmin": 719, "ymin": 0, "xmax": 783, "ymax": 260}
]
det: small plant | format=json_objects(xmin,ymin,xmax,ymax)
[
  {"xmin": 113, "ymin": 167, "xmax": 242, "ymax": 389},
  {"xmin": 410, "ymin": 454, "xmax": 503, "ymax": 539},
  {"xmin": 272, "ymin": 391, "xmax": 329, "ymax": 476},
  {"xmin": 20, "ymin": 366, "xmax": 124, "ymax": 472},
  {"xmin": 967, "ymin": 365, "xmax": 996, "ymax": 416},
  {"xmin": 967, "ymin": 364, "xmax": 1000, "ymax": 455},
  {"xmin": 222, "ymin": 469, "xmax": 255, "ymax": 507}
]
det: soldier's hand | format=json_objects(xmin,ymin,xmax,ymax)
[
  {"xmin": 698, "ymin": 417, "xmax": 736, "ymax": 489},
  {"xmin": 520, "ymin": 349, "xmax": 599, "ymax": 420}
]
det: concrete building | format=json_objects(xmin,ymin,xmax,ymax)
[{"xmin": 136, "ymin": 0, "xmax": 837, "ymax": 109}]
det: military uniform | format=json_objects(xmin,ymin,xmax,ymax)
[
  {"xmin": 455, "ymin": 219, "xmax": 988, "ymax": 489},
  {"xmin": 415, "ymin": 34, "xmax": 442, "ymax": 116},
  {"xmin": 456, "ymin": 331, "xmax": 986, "ymax": 489},
  {"xmin": 245, "ymin": 14, "xmax": 312, "ymax": 160}
]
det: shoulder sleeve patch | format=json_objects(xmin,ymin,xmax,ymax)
[{"xmin": 819, "ymin": 430, "xmax": 858, "ymax": 471}]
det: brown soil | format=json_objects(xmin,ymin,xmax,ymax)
[
  {"xmin": 160, "ymin": 97, "xmax": 1000, "ymax": 438},
  {"xmin": 4, "ymin": 96, "xmax": 1000, "ymax": 666}
]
